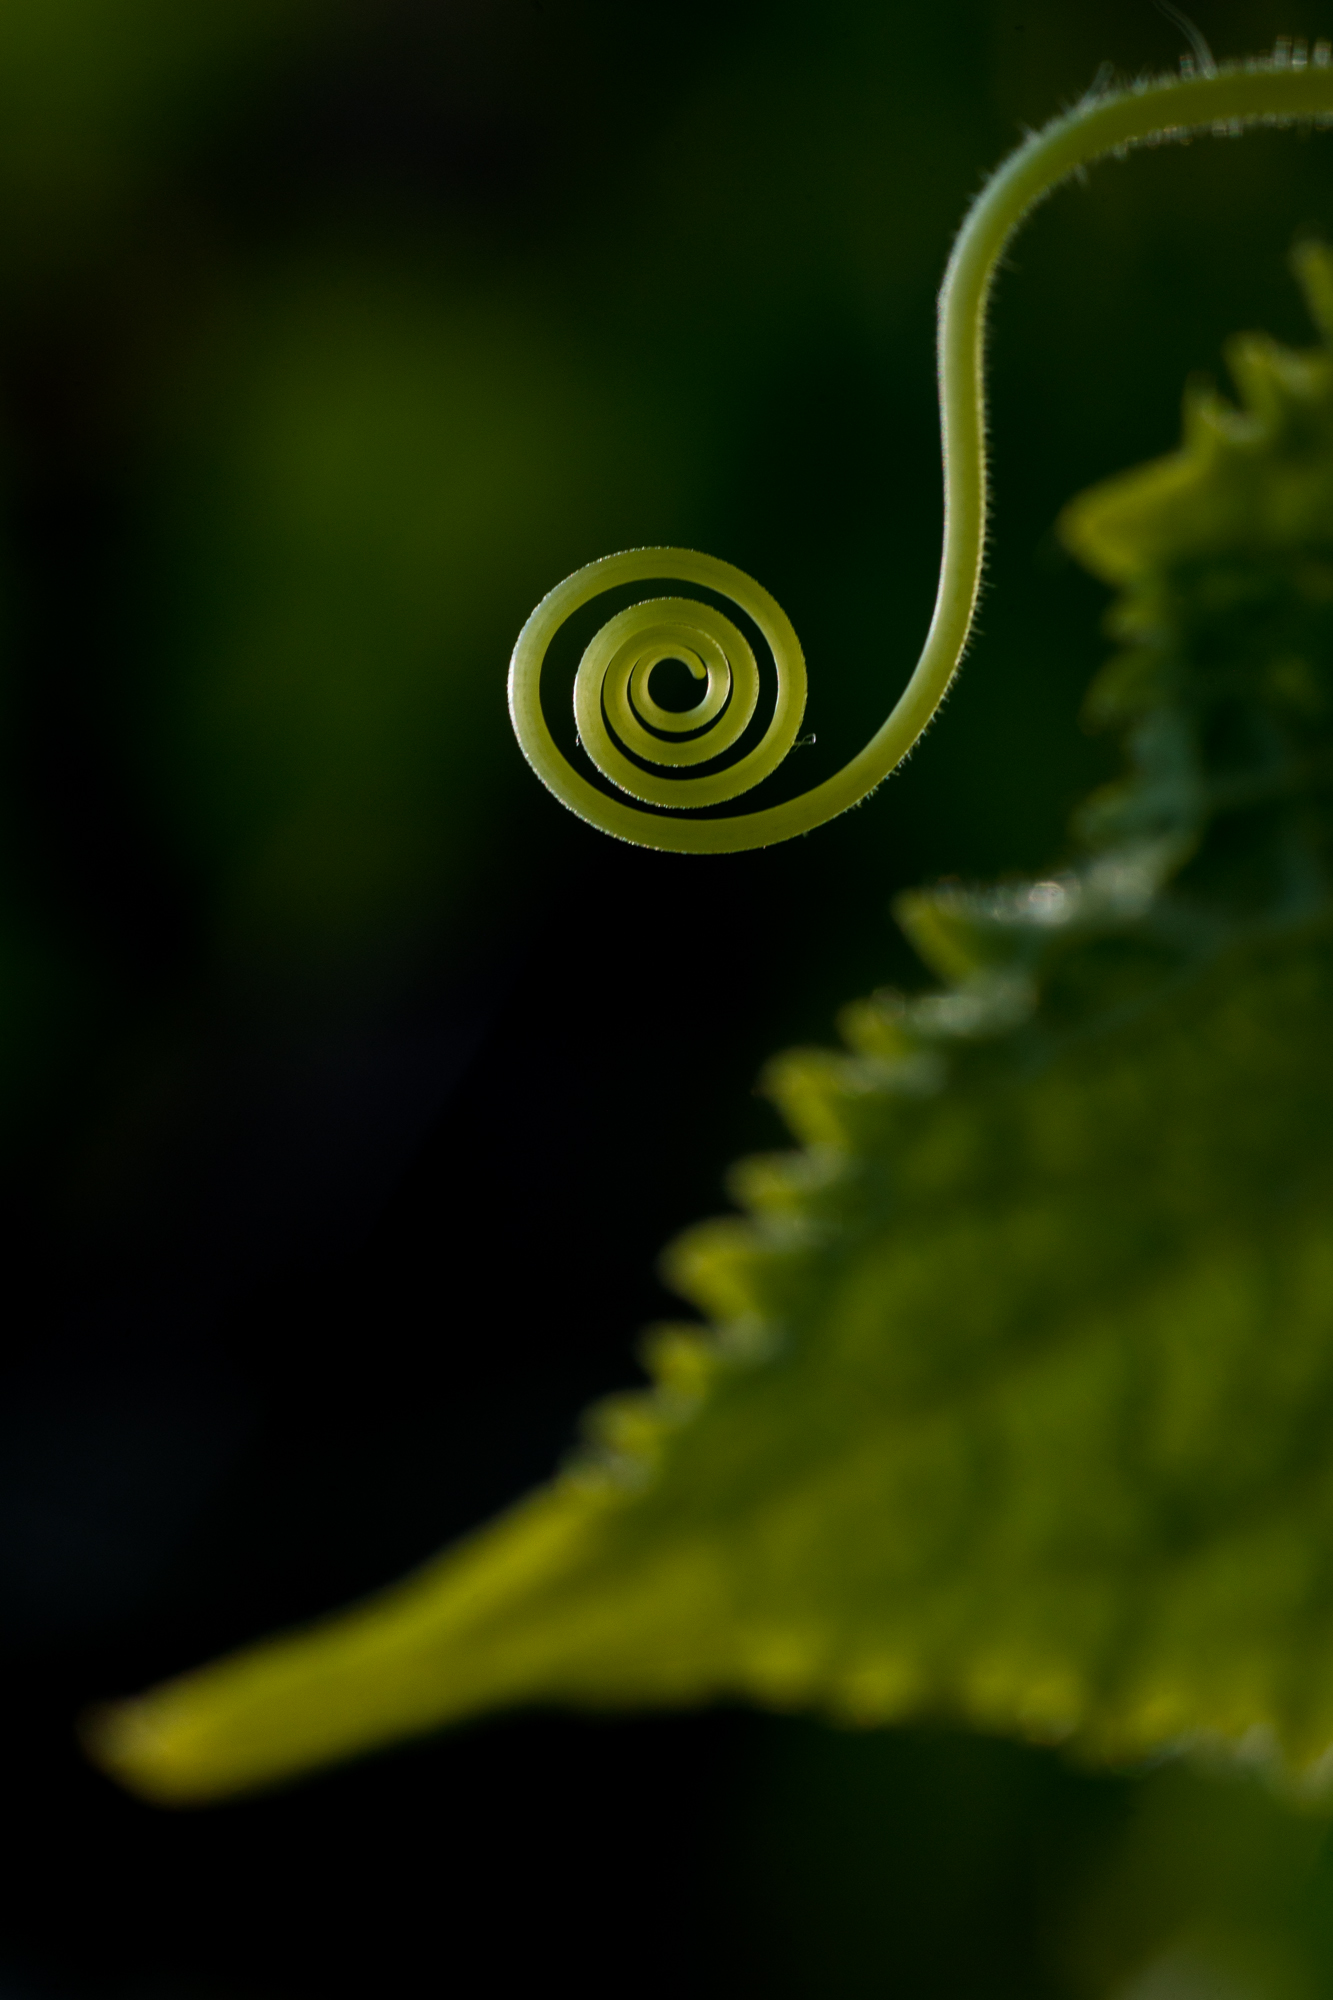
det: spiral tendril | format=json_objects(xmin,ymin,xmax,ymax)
[{"xmin": 509, "ymin": 51, "xmax": 1333, "ymax": 854}]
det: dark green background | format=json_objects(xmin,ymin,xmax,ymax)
[{"xmin": 4, "ymin": 2, "xmax": 1333, "ymax": 1994}]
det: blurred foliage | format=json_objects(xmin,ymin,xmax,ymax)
[
  {"xmin": 137, "ymin": 260, "xmax": 701, "ymax": 973},
  {"xmin": 10, "ymin": 3, "xmax": 1333, "ymax": 1998},
  {"xmin": 0, "ymin": 0, "xmax": 316, "ymax": 254},
  {"xmin": 722, "ymin": 1726, "xmax": 1333, "ymax": 1999}
]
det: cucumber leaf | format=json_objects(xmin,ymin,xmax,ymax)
[{"xmin": 88, "ymin": 244, "xmax": 1333, "ymax": 1804}]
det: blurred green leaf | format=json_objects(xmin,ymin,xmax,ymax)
[{"xmin": 85, "ymin": 243, "xmax": 1333, "ymax": 1807}]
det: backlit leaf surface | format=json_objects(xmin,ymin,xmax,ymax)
[{"xmin": 90, "ymin": 246, "xmax": 1333, "ymax": 1804}]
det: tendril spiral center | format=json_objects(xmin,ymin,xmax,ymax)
[{"xmin": 511, "ymin": 547, "xmax": 807, "ymax": 832}]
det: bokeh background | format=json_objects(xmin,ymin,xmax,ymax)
[{"xmin": 6, "ymin": 1, "xmax": 1333, "ymax": 1994}]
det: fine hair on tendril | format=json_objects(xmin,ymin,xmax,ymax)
[{"xmin": 509, "ymin": 42, "xmax": 1333, "ymax": 856}]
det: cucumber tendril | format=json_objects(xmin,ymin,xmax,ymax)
[{"xmin": 509, "ymin": 45, "xmax": 1333, "ymax": 853}]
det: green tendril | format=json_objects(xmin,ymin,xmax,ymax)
[{"xmin": 509, "ymin": 48, "xmax": 1333, "ymax": 855}]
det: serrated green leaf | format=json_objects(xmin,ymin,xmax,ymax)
[{"xmin": 87, "ymin": 246, "xmax": 1333, "ymax": 1806}]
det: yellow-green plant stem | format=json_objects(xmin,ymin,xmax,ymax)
[{"xmin": 509, "ymin": 52, "xmax": 1333, "ymax": 854}]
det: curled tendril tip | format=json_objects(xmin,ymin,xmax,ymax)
[{"xmin": 508, "ymin": 51, "xmax": 1333, "ymax": 856}]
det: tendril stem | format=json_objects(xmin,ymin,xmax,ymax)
[{"xmin": 509, "ymin": 54, "xmax": 1333, "ymax": 854}]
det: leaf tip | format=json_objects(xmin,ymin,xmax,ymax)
[{"xmin": 80, "ymin": 1692, "xmax": 223, "ymax": 1809}]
